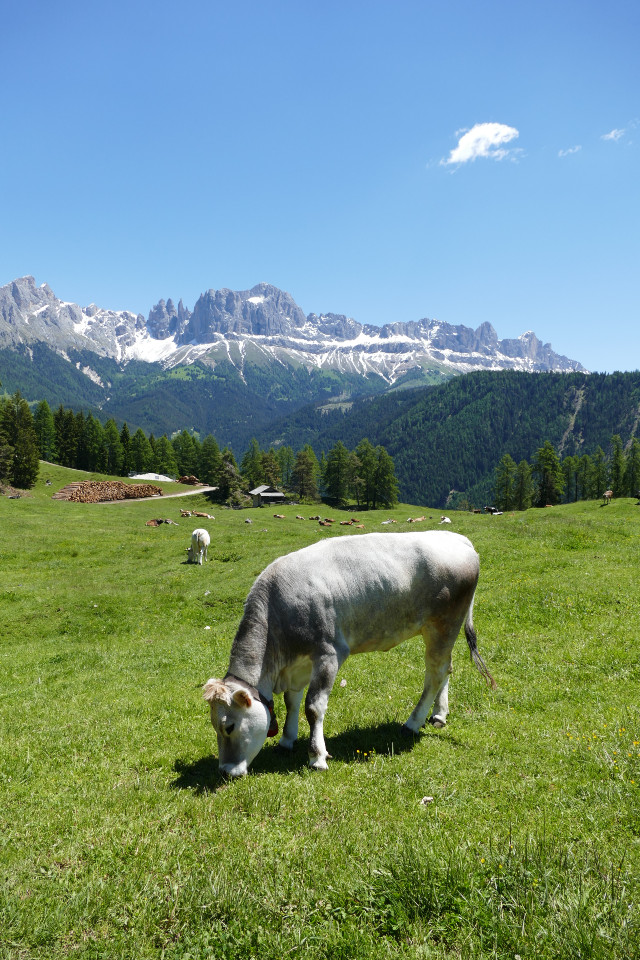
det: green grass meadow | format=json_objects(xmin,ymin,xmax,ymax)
[{"xmin": 1, "ymin": 466, "xmax": 639, "ymax": 959}]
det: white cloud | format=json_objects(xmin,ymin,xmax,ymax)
[
  {"xmin": 602, "ymin": 128, "xmax": 625, "ymax": 142},
  {"xmin": 441, "ymin": 122, "xmax": 520, "ymax": 165},
  {"xmin": 558, "ymin": 145, "xmax": 582, "ymax": 157}
]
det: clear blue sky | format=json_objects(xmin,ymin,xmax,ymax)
[{"xmin": 2, "ymin": 0, "xmax": 638, "ymax": 373}]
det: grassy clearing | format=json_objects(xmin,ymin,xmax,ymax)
[{"xmin": 1, "ymin": 467, "xmax": 639, "ymax": 958}]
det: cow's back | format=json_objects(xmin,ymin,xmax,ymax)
[{"xmin": 254, "ymin": 531, "xmax": 479, "ymax": 656}]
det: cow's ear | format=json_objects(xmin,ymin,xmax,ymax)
[
  {"xmin": 203, "ymin": 678, "xmax": 230, "ymax": 705},
  {"xmin": 231, "ymin": 688, "xmax": 252, "ymax": 709}
]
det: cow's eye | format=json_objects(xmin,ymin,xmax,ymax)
[{"xmin": 224, "ymin": 723, "xmax": 235, "ymax": 736}]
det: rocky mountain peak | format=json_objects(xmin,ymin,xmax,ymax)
[{"xmin": 183, "ymin": 283, "xmax": 308, "ymax": 343}]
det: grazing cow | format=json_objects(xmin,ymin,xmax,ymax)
[
  {"xmin": 440, "ymin": 516, "xmax": 452, "ymax": 524},
  {"xmin": 187, "ymin": 527, "xmax": 210, "ymax": 565},
  {"xmin": 603, "ymin": 489, "xmax": 613, "ymax": 505},
  {"xmin": 203, "ymin": 530, "xmax": 495, "ymax": 777}
]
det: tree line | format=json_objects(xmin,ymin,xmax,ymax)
[
  {"xmin": 493, "ymin": 436, "xmax": 640, "ymax": 510},
  {"xmin": 0, "ymin": 390, "xmax": 398, "ymax": 509}
]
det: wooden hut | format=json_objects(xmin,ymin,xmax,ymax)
[{"xmin": 249, "ymin": 485, "xmax": 286, "ymax": 508}]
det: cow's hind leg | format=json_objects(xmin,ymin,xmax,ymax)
[
  {"xmin": 428, "ymin": 676, "xmax": 449, "ymax": 728},
  {"xmin": 277, "ymin": 688, "xmax": 305, "ymax": 751},
  {"xmin": 304, "ymin": 643, "xmax": 347, "ymax": 770},
  {"xmin": 402, "ymin": 622, "xmax": 456, "ymax": 735}
]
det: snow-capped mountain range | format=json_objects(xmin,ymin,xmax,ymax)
[{"xmin": 0, "ymin": 275, "xmax": 585, "ymax": 384}]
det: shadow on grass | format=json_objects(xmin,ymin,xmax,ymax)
[{"xmin": 171, "ymin": 721, "xmax": 459, "ymax": 793}]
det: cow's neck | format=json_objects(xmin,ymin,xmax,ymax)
[{"xmin": 227, "ymin": 605, "xmax": 276, "ymax": 699}]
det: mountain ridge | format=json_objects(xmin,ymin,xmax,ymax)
[{"xmin": 0, "ymin": 275, "xmax": 586, "ymax": 385}]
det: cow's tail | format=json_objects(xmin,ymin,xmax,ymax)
[{"xmin": 464, "ymin": 593, "xmax": 496, "ymax": 689}]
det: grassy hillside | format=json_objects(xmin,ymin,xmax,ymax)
[{"xmin": 1, "ymin": 467, "xmax": 639, "ymax": 958}]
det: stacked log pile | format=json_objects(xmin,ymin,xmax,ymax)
[
  {"xmin": 53, "ymin": 481, "xmax": 163, "ymax": 503},
  {"xmin": 177, "ymin": 475, "xmax": 202, "ymax": 484}
]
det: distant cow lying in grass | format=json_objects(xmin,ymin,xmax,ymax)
[
  {"xmin": 187, "ymin": 528, "xmax": 210, "ymax": 565},
  {"xmin": 203, "ymin": 530, "xmax": 495, "ymax": 777}
]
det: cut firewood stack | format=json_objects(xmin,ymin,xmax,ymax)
[{"xmin": 52, "ymin": 481, "xmax": 163, "ymax": 503}]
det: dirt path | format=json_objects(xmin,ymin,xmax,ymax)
[{"xmin": 95, "ymin": 486, "xmax": 218, "ymax": 504}]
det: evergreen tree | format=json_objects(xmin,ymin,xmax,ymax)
[
  {"xmin": 324, "ymin": 441, "xmax": 352, "ymax": 506},
  {"xmin": 0, "ymin": 395, "xmax": 15, "ymax": 483},
  {"xmin": 354, "ymin": 438, "xmax": 378, "ymax": 509},
  {"xmin": 0, "ymin": 391, "xmax": 40, "ymax": 488},
  {"xmin": 33, "ymin": 399, "xmax": 57, "ymax": 461},
  {"xmin": 292, "ymin": 446, "xmax": 319, "ymax": 501},
  {"xmin": 624, "ymin": 438, "xmax": 640, "ymax": 497},
  {"xmin": 275, "ymin": 446, "xmax": 295, "ymax": 489},
  {"xmin": 154, "ymin": 435, "xmax": 179, "ymax": 477},
  {"xmin": 532, "ymin": 441, "xmax": 564, "ymax": 506},
  {"xmin": 317, "ymin": 451, "xmax": 328, "ymax": 499},
  {"xmin": 240, "ymin": 438, "xmax": 265, "ymax": 490},
  {"xmin": 261, "ymin": 448, "xmax": 281, "ymax": 488},
  {"xmin": 0, "ymin": 437, "xmax": 12, "ymax": 482},
  {"xmin": 83, "ymin": 415, "xmax": 106, "ymax": 471},
  {"xmin": 609, "ymin": 435, "xmax": 625, "ymax": 497},
  {"xmin": 172, "ymin": 429, "xmax": 199, "ymax": 477},
  {"xmin": 103, "ymin": 419, "xmax": 125, "ymax": 475},
  {"xmin": 514, "ymin": 459, "xmax": 534, "ymax": 510},
  {"xmin": 349, "ymin": 451, "xmax": 365, "ymax": 508},
  {"xmin": 591, "ymin": 446, "xmax": 608, "ymax": 499},
  {"xmin": 373, "ymin": 445, "xmax": 399, "ymax": 508},
  {"xmin": 576, "ymin": 453, "xmax": 594, "ymax": 500},
  {"xmin": 120, "ymin": 423, "xmax": 132, "ymax": 476},
  {"xmin": 198, "ymin": 434, "xmax": 223, "ymax": 486},
  {"xmin": 74, "ymin": 411, "xmax": 88, "ymax": 471},
  {"xmin": 53, "ymin": 405, "xmax": 78, "ymax": 468},
  {"xmin": 494, "ymin": 453, "xmax": 517, "ymax": 510},
  {"xmin": 561, "ymin": 455, "xmax": 579, "ymax": 503},
  {"xmin": 130, "ymin": 428, "xmax": 155, "ymax": 473},
  {"xmin": 218, "ymin": 447, "xmax": 243, "ymax": 501}
]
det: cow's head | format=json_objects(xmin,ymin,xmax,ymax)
[{"xmin": 202, "ymin": 678, "xmax": 270, "ymax": 777}]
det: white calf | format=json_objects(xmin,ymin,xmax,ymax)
[{"xmin": 187, "ymin": 527, "xmax": 210, "ymax": 565}]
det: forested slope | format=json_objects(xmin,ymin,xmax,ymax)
[{"xmin": 259, "ymin": 370, "xmax": 640, "ymax": 507}]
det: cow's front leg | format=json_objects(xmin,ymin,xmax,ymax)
[
  {"xmin": 278, "ymin": 688, "xmax": 305, "ymax": 750},
  {"xmin": 304, "ymin": 648, "xmax": 344, "ymax": 770}
]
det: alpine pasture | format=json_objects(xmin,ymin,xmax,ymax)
[{"xmin": 1, "ymin": 465, "xmax": 638, "ymax": 959}]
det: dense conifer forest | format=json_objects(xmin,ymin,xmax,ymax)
[
  {"xmin": 2, "ymin": 368, "xmax": 640, "ymax": 508},
  {"xmin": 255, "ymin": 370, "xmax": 640, "ymax": 507}
]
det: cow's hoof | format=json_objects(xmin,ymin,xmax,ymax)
[
  {"xmin": 275, "ymin": 738, "xmax": 297, "ymax": 752},
  {"xmin": 308, "ymin": 756, "xmax": 329, "ymax": 771},
  {"xmin": 401, "ymin": 723, "xmax": 419, "ymax": 738},
  {"xmin": 428, "ymin": 717, "xmax": 446, "ymax": 729}
]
